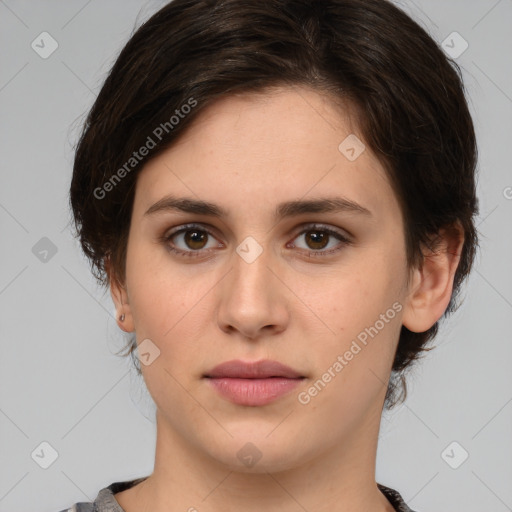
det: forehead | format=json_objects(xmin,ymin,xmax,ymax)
[
  {"xmin": 133, "ymin": 86, "xmax": 399, "ymax": 224},
  {"xmin": 174, "ymin": 85, "xmax": 363, "ymax": 155}
]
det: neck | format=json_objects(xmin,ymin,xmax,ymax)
[{"xmin": 116, "ymin": 404, "xmax": 395, "ymax": 512}]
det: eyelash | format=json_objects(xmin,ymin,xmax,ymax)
[{"xmin": 161, "ymin": 223, "xmax": 353, "ymax": 259}]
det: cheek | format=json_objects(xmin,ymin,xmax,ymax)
[
  {"xmin": 125, "ymin": 242, "xmax": 216, "ymax": 355},
  {"xmin": 125, "ymin": 240, "xmax": 173, "ymax": 338},
  {"xmin": 302, "ymin": 249, "xmax": 405, "ymax": 368},
  {"xmin": 129, "ymin": 273, "xmax": 202, "ymax": 341},
  {"xmin": 316, "ymin": 257, "xmax": 403, "ymax": 330}
]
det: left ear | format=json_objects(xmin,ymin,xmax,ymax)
[{"xmin": 402, "ymin": 222, "xmax": 465, "ymax": 333}]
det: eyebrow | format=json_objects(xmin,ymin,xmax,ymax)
[{"xmin": 144, "ymin": 195, "xmax": 372, "ymax": 220}]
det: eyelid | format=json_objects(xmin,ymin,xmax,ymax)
[{"xmin": 288, "ymin": 222, "xmax": 353, "ymax": 243}]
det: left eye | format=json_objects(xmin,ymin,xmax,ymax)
[
  {"xmin": 287, "ymin": 225, "xmax": 352, "ymax": 256},
  {"xmin": 163, "ymin": 223, "xmax": 351, "ymax": 258}
]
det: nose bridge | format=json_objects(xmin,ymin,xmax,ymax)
[
  {"xmin": 216, "ymin": 235, "xmax": 288, "ymax": 337},
  {"xmin": 230, "ymin": 236, "xmax": 274, "ymax": 300}
]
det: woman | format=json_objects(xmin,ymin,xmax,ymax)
[{"xmin": 62, "ymin": 0, "xmax": 478, "ymax": 510}]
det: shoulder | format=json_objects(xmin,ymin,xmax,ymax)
[
  {"xmin": 378, "ymin": 483, "xmax": 419, "ymax": 512},
  {"xmin": 56, "ymin": 477, "xmax": 149, "ymax": 512}
]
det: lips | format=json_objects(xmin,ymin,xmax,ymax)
[
  {"xmin": 204, "ymin": 359, "xmax": 305, "ymax": 406},
  {"xmin": 204, "ymin": 359, "xmax": 303, "ymax": 379}
]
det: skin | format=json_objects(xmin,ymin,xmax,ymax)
[{"xmin": 109, "ymin": 85, "xmax": 463, "ymax": 512}]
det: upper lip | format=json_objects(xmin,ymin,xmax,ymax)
[{"xmin": 204, "ymin": 359, "xmax": 304, "ymax": 379}]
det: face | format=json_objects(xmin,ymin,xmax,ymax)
[{"xmin": 115, "ymin": 86, "xmax": 412, "ymax": 472}]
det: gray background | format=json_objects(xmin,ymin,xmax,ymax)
[{"xmin": 1, "ymin": 1, "xmax": 511, "ymax": 511}]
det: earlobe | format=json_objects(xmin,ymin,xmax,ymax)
[
  {"xmin": 105, "ymin": 256, "xmax": 135, "ymax": 333},
  {"xmin": 402, "ymin": 223, "xmax": 464, "ymax": 333}
]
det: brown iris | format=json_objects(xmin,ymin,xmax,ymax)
[
  {"xmin": 304, "ymin": 230, "xmax": 329, "ymax": 250},
  {"xmin": 184, "ymin": 229, "xmax": 208, "ymax": 250}
]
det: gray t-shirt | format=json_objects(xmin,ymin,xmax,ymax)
[{"xmin": 58, "ymin": 478, "xmax": 417, "ymax": 512}]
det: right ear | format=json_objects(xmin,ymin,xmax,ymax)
[{"xmin": 105, "ymin": 255, "xmax": 135, "ymax": 333}]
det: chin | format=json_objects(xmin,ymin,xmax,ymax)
[{"xmin": 201, "ymin": 433, "xmax": 313, "ymax": 475}]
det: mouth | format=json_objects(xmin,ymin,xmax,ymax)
[
  {"xmin": 203, "ymin": 359, "xmax": 306, "ymax": 406},
  {"xmin": 204, "ymin": 359, "xmax": 304, "ymax": 379}
]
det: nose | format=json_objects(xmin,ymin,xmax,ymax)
[{"xmin": 216, "ymin": 243, "xmax": 290, "ymax": 340}]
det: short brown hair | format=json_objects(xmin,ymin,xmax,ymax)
[{"xmin": 70, "ymin": 0, "xmax": 479, "ymax": 408}]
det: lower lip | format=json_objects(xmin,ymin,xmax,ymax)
[{"xmin": 206, "ymin": 377, "xmax": 303, "ymax": 406}]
